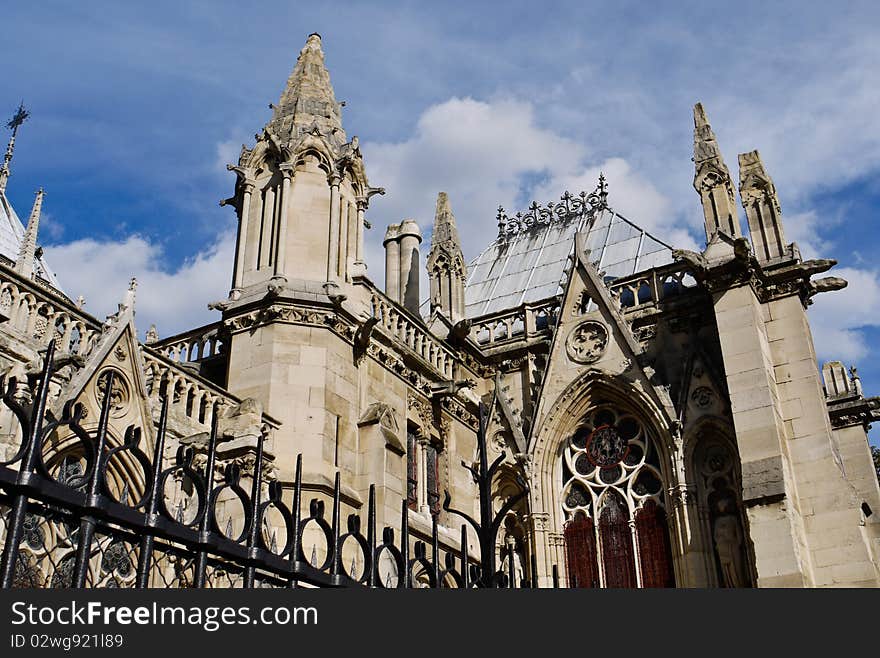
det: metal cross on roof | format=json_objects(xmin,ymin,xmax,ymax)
[{"xmin": 6, "ymin": 103, "xmax": 29, "ymax": 132}]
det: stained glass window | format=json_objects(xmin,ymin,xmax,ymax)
[
  {"xmin": 426, "ymin": 444, "xmax": 440, "ymax": 516},
  {"xmin": 561, "ymin": 404, "xmax": 675, "ymax": 588},
  {"xmin": 407, "ymin": 429, "xmax": 418, "ymax": 511}
]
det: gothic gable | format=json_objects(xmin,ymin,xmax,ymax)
[
  {"xmin": 528, "ymin": 231, "xmax": 678, "ymax": 451},
  {"xmin": 47, "ymin": 284, "xmax": 156, "ymax": 458}
]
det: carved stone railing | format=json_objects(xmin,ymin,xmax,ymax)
[
  {"xmin": 367, "ymin": 287, "xmax": 455, "ymax": 379},
  {"xmin": 0, "ymin": 263, "xmax": 103, "ymax": 356},
  {"xmin": 469, "ymin": 298, "xmax": 560, "ymax": 348},
  {"xmin": 151, "ymin": 322, "xmax": 225, "ymax": 364},
  {"xmin": 606, "ymin": 263, "xmax": 699, "ymax": 314},
  {"xmin": 140, "ymin": 347, "xmax": 280, "ymax": 434},
  {"xmin": 0, "ymin": 262, "xmax": 275, "ymax": 436}
]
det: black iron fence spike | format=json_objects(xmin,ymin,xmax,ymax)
[{"xmin": 367, "ymin": 484, "xmax": 376, "ymax": 587}]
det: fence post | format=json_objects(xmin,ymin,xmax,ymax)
[
  {"xmin": 243, "ymin": 431, "xmax": 265, "ymax": 588},
  {"xmin": 71, "ymin": 369, "xmax": 115, "ymax": 588},
  {"xmin": 0, "ymin": 341, "xmax": 55, "ymax": 588},
  {"xmin": 194, "ymin": 412, "xmax": 220, "ymax": 588},
  {"xmin": 136, "ymin": 395, "xmax": 169, "ymax": 588}
]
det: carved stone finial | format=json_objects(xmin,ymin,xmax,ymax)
[{"xmin": 145, "ymin": 324, "xmax": 159, "ymax": 344}]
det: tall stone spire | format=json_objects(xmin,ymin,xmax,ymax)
[
  {"xmin": 268, "ymin": 33, "xmax": 346, "ymax": 145},
  {"xmin": 427, "ymin": 192, "xmax": 467, "ymax": 322},
  {"xmin": 692, "ymin": 103, "xmax": 741, "ymax": 242},
  {"xmin": 0, "ymin": 103, "xmax": 30, "ymax": 194},
  {"xmin": 738, "ymin": 150, "xmax": 787, "ymax": 262},
  {"xmin": 15, "ymin": 187, "xmax": 43, "ymax": 278}
]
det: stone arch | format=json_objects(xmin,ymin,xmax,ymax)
[
  {"xmin": 683, "ymin": 416, "xmax": 755, "ymax": 587},
  {"xmin": 529, "ymin": 369, "xmax": 679, "ymax": 587}
]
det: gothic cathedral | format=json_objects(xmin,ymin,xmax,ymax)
[{"xmin": 0, "ymin": 33, "xmax": 878, "ymax": 588}]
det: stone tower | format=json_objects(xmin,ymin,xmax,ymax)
[
  {"xmin": 688, "ymin": 114, "xmax": 873, "ymax": 586},
  {"xmin": 427, "ymin": 192, "xmax": 467, "ymax": 322},
  {"xmin": 224, "ymin": 33, "xmax": 377, "ymax": 300},
  {"xmin": 219, "ymin": 34, "xmax": 388, "ymax": 491}
]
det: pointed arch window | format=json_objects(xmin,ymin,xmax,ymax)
[{"xmin": 561, "ymin": 404, "xmax": 675, "ymax": 588}]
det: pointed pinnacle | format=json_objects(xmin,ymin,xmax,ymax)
[
  {"xmin": 15, "ymin": 188, "xmax": 44, "ymax": 277},
  {"xmin": 693, "ymin": 102, "xmax": 709, "ymax": 129},
  {"xmin": 431, "ymin": 191, "xmax": 461, "ymax": 247},
  {"xmin": 692, "ymin": 102, "xmax": 728, "ymax": 170},
  {"xmin": 270, "ymin": 33, "xmax": 344, "ymax": 142}
]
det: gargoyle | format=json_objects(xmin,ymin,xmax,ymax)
[
  {"xmin": 430, "ymin": 379, "xmax": 475, "ymax": 399},
  {"xmin": 800, "ymin": 258, "xmax": 837, "ymax": 277},
  {"xmin": 672, "ymin": 248, "xmax": 708, "ymax": 272},
  {"xmin": 733, "ymin": 237, "xmax": 751, "ymax": 263},
  {"xmin": 353, "ymin": 317, "xmax": 378, "ymax": 365},
  {"xmin": 207, "ymin": 299, "xmax": 231, "ymax": 312},
  {"xmin": 808, "ymin": 276, "xmax": 847, "ymax": 298},
  {"xmin": 266, "ymin": 277, "xmax": 287, "ymax": 298},
  {"xmin": 323, "ymin": 281, "xmax": 347, "ymax": 307},
  {"xmin": 449, "ymin": 319, "xmax": 472, "ymax": 344}
]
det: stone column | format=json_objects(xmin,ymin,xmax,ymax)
[
  {"xmin": 383, "ymin": 225, "xmax": 401, "ymax": 302},
  {"xmin": 231, "ymin": 182, "xmax": 254, "ymax": 296},
  {"xmin": 417, "ymin": 436, "xmax": 430, "ymax": 515},
  {"xmin": 273, "ymin": 170, "xmax": 292, "ymax": 282},
  {"xmin": 327, "ymin": 173, "xmax": 341, "ymax": 282},
  {"xmin": 338, "ymin": 199, "xmax": 350, "ymax": 280},
  {"xmin": 397, "ymin": 219, "xmax": 422, "ymax": 315},
  {"xmin": 353, "ymin": 197, "xmax": 367, "ymax": 276}
]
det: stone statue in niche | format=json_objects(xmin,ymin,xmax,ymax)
[{"xmin": 709, "ymin": 477, "xmax": 747, "ymax": 588}]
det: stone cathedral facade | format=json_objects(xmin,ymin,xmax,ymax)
[{"xmin": 0, "ymin": 33, "xmax": 878, "ymax": 588}]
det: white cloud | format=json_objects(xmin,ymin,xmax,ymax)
[
  {"xmin": 808, "ymin": 267, "xmax": 880, "ymax": 364},
  {"xmin": 363, "ymin": 97, "xmax": 697, "ymax": 292},
  {"xmin": 44, "ymin": 233, "xmax": 234, "ymax": 339},
  {"xmin": 215, "ymin": 140, "xmax": 240, "ymax": 174},
  {"xmin": 365, "ymin": 97, "xmax": 585, "ymax": 254}
]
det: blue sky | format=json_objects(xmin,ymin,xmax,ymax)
[{"xmin": 1, "ymin": 1, "xmax": 878, "ymax": 441}]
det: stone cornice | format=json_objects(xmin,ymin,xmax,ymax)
[
  {"xmin": 672, "ymin": 238, "xmax": 846, "ymax": 308},
  {"xmin": 224, "ymin": 298, "xmax": 480, "ymax": 431},
  {"xmin": 827, "ymin": 394, "xmax": 880, "ymax": 430}
]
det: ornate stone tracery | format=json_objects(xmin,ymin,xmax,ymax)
[
  {"xmin": 565, "ymin": 320, "xmax": 609, "ymax": 364},
  {"xmin": 560, "ymin": 403, "xmax": 674, "ymax": 588}
]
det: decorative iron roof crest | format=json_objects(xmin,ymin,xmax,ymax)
[{"xmin": 496, "ymin": 174, "xmax": 609, "ymax": 239}]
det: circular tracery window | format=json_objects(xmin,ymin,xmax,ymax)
[{"xmin": 562, "ymin": 405, "xmax": 664, "ymax": 515}]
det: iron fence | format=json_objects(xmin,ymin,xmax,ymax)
[{"xmin": 0, "ymin": 340, "xmax": 541, "ymax": 589}]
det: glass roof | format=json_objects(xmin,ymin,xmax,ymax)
[{"xmin": 464, "ymin": 205, "xmax": 673, "ymax": 318}]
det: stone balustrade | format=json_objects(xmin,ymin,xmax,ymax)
[
  {"xmin": 141, "ymin": 347, "xmax": 248, "ymax": 431},
  {"xmin": 606, "ymin": 264, "xmax": 698, "ymax": 313},
  {"xmin": 151, "ymin": 322, "xmax": 225, "ymax": 364},
  {"xmin": 367, "ymin": 288, "xmax": 455, "ymax": 379},
  {"xmin": 469, "ymin": 298, "xmax": 560, "ymax": 347},
  {"xmin": 0, "ymin": 267, "xmax": 102, "ymax": 356},
  {"xmin": 0, "ymin": 263, "xmax": 276, "ymax": 435}
]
